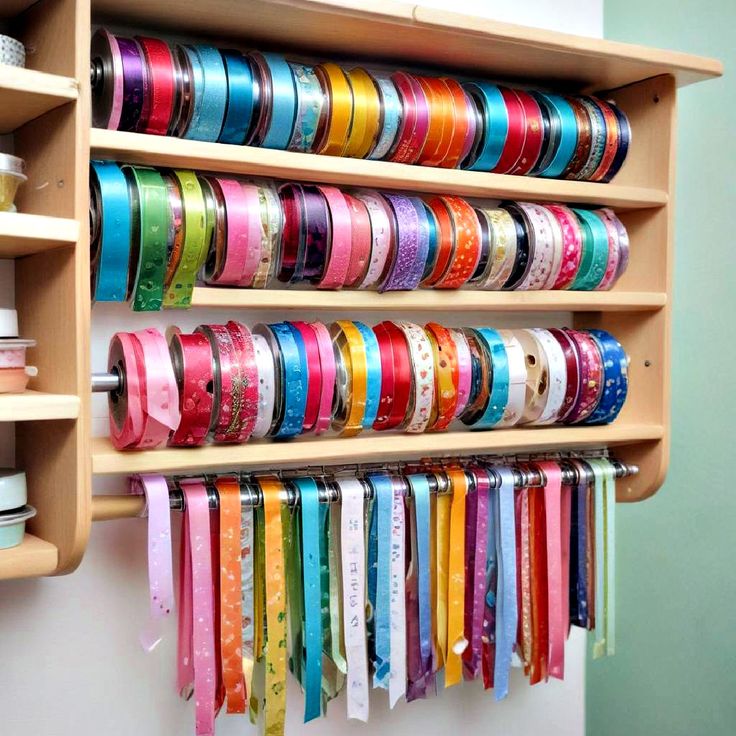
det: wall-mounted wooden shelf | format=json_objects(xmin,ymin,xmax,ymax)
[
  {"xmin": 191, "ymin": 287, "xmax": 667, "ymax": 313},
  {"xmin": 0, "ymin": 66, "xmax": 78, "ymax": 134},
  {"xmin": 0, "ymin": 390, "xmax": 80, "ymax": 421},
  {"xmin": 0, "ymin": 0, "xmax": 712, "ymax": 579},
  {"xmin": 0, "ymin": 212, "xmax": 79, "ymax": 258},
  {"xmin": 91, "ymin": 423, "xmax": 664, "ymax": 477},
  {"xmin": 90, "ymin": 129, "xmax": 667, "ymax": 211},
  {"xmin": 0, "ymin": 533, "xmax": 58, "ymax": 580}
]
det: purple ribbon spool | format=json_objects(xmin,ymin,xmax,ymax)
[
  {"xmin": 117, "ymin": 37, "xmax": 146, "ymax": 133},
  {"xmin": 301, "ymin": 185, "xmax": 331, "ymax": 283},
  {"xmin": 381, "ymin": 194, "xmax": 425, "ymax": 291}
]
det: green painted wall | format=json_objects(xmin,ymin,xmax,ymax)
[{"xmin": 587, "ymin": 2, "xmax": 735, "ymax": 735}]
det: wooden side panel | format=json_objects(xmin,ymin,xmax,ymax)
[{"xmin": 575, "ymin": 75, "xmax": 677, "ymax": 501}]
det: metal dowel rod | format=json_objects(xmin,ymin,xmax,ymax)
[{"xmin": 91, "ymin": 460, "xmax": 638, "ymax": 521}]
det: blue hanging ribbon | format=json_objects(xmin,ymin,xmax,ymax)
[
  {"xmin": 367, "ymin": 473, "xmax": 393, "ymax": 689},
  {"xmin": 493, "ymin": 467, "xmax": 517, "ymax": 700}
]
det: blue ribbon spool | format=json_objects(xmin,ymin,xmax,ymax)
[
  {"xmin": 585, "ymin": 329, "xmax": 629, "ymax": 424},
  {"xmin": 536, "ymin": 93, "xmax": 578, "ymax": 178},
  {"xmin": 219, "ymin": 50, "xmax": 255, "ymax": 144},
  {"xmin": 90, "ymin": 160, "xmax": 131, "ymax": 302},
  {"xmin": 463, "ymin": 82, "xmax": 509, "ymax": 171}
]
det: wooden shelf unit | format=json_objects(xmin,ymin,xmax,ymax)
[
  {"xmin": 3, "ymin": 0, "xmax": 719, "ymax": 568},
  {"xmin": 0, "ymin": 0, "xmax": 91, "ymax": 581}
]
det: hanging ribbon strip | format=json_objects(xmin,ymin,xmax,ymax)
[
  {"xmin": 129, "ymin": 474, "xmax": 174, "ymax": 652},
  {"xmin": 149, "ymin": 456, "xmax": 624, "ymax": 734}
]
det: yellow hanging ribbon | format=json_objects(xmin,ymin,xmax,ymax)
[
  {"xmin": 444, "ymin": 468, "xmax": 467, "ymax": 687},
  {"xmin": 258, "ymin": 476, "xmax": 287, "ymax": 736}
]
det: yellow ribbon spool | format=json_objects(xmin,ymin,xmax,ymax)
[
  {"xmin": 316, "ymin": 62, "xmax": 354, "ymax": 156},
  {"xmin": 344, "ymin": 68, "xmax": 382, "ymax": 159}
]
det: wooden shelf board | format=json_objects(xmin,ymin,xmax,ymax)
[
  {"xmin": 90, "ymin": 129, "xmax": 667, "ymax": 211},
  {"xmin": 0, "ymin": 212, "xmax": 79, "ymax": 258},
  {"xmin": 192, "ymin": 287, "xmax": 667, "ymax": 313},
  {"xmin": 90, "ymin": 0, "xmax": 721, "ymax": 90},
  {"xmin": 0, "ymin": 66, "xmax": 78, "ymax": 134},
  {"xmin": 0, "ymin": 390, "xmax": 80, "ymax": 421},
  {"xmin": 91, "ymin": 423, "xmax": 664, "ymax": 476},
  {"xmin": 0, "ymin": 533, "xmax": 58, "ymax": 580}
]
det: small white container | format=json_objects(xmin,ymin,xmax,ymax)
[{"xmin": 0, "ymin": 470, "xmax": 27, "ymax": 513}]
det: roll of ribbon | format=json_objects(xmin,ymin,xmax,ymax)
[
  {"xmin": 183, "ymin": 45, "xmax": 228, "ymax": 142},
  {"xmin": 163, "ymin": 170, "xmax": 208, "ymax": 307},
  {"xmin": 169, "ymin": 330, "xmax": 215, "ymax": 447},
  {"xmin": 368, "ymin": 72, "xmax": 402, "ymax": 160},
  {"xmin": 331, "ymin": 320, "xmax": 368, "ymax": 436},
  {"xmin": 117, "ymin": 37, "xmax": 146, "ymax": 133},
  {"xmin": 90, "ymin": 160, "xmax": 132, "ymax": 302},
  {"xmin": 317, "ymin": 185, "xmax": 352, "ymax": 289},
  {"xmin": 399, "ymin": 321, "xmax": 435, "ymax": 434},
  {"xmin": 586, "ymin": 329, "xmax": 628, "ymax": 424},
  {"xmin": 124, "ymin": 165, "xmax": 168, "ymax": 312},
  {"xmin": 269, "ymin": 321, "xmax": 308, "ymax": 438},
  {"xmin": 463, "ymin": 82, "xmax": 508, "ymax": 171},
  {"xmin": 91, "ymin": 30, "xmax": 125, "ymax": 131},
  {"xmin": 316, "ymin": 62, "xmax": 353, "ymax": 156},
  {"xmin": 137, "ymin": 37, "xmax": 176, "ymax": 136},
  {"xmin": 255, "ymin": 52, "xmax": 298, "ymax": 150},
  {"xmin": 564, "ymin": 329, "xmax": 604, "ymax": 424},
  {"xmin": 473, "ymin": 327, "xmax": 509, "ymax": 429},
  {"xmin": 425, "ymin": 322, "xmax": 459, "ymax": 432},
  {"xmin": 220, "ymin": 50, "xmax": 255, "ymax": 145},
  {"xmin": 108, "ymin": 328, "xmax": 180, "ymax": 449}
]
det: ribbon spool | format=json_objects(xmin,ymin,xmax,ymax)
[
  {"xmin": 91, "ymin": 29, "xmax": 125, "ymax": 130},
  {"xmin": 108, "ymin": 329, "xmax": 181, "ymax": 449}
]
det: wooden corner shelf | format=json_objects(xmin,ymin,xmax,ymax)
[
  {"xmin": 0, "ymin": 390, "xmax": 81, "ymax": 421},
  {"xmin": 0, "ymin": 533, "xmax": 59, "ymax": 580},
  {"xmin": 0, "ymin": 212, "xmax": 79, "ymax": 258},
  {"xmin": 0, "ymin": 66, "xmax": 78, "ymax": 134},
  {"xmin": 90, "ymin": 128, "xmax": 667, "ymax": 211},
  {"xmin": 191, "ymin": 287, "xmax": 667, "ymax": 313},
  {"xmin": 91, "ymin": 424, "xmax": 664, "ymax": 477}
]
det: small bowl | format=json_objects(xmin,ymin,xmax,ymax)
[
  {"xmin": 0, "ymin": 366, "xmax": 37, "ymax": 393},
  {"xmin": 0, "ymin": 154, "xmax": 27, "ymax": 212},
  {"xmin": 0, "ymin": 505, "xmax": 36, "ymax": 550},
  {"xmin": 0, "ymin": 338, "xmax": 36, "ymax": 368},
  {"xmin": 0, "ymin": 470, "xmax": 26, "ymax": 513}
]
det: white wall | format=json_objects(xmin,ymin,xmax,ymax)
[{"xmin": 0, "ymin": 2, "xmax": 602, "ymax": 734}]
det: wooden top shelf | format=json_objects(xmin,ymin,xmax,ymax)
[
  {"xmin": 191, "ymin": 288, "xmax": 667, "ymax": 313},
  {"xmin": 91, "ymin": 423, "xmax": 664, "ymax": 476},
  {"xmin": 0, "ymin": 212, "xmax": 79, "ymax": 258},
  {"xmin": 90, "ymin": 0, "xmax": 721, "ymax": 91},
  {"xmin": 0, "ymin": 390, "xmax": 81, "ymax": 422},
  {"xmin": 0, "ymin": 533, "xmax": 58, "ymax": 580},
  {"xmin": 0, "ymin": 66, "xmax": 77, "ymax": 134},
  {"xmin": 91, "ymin": 129, "xmax": 667, "ymax": 210}
]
